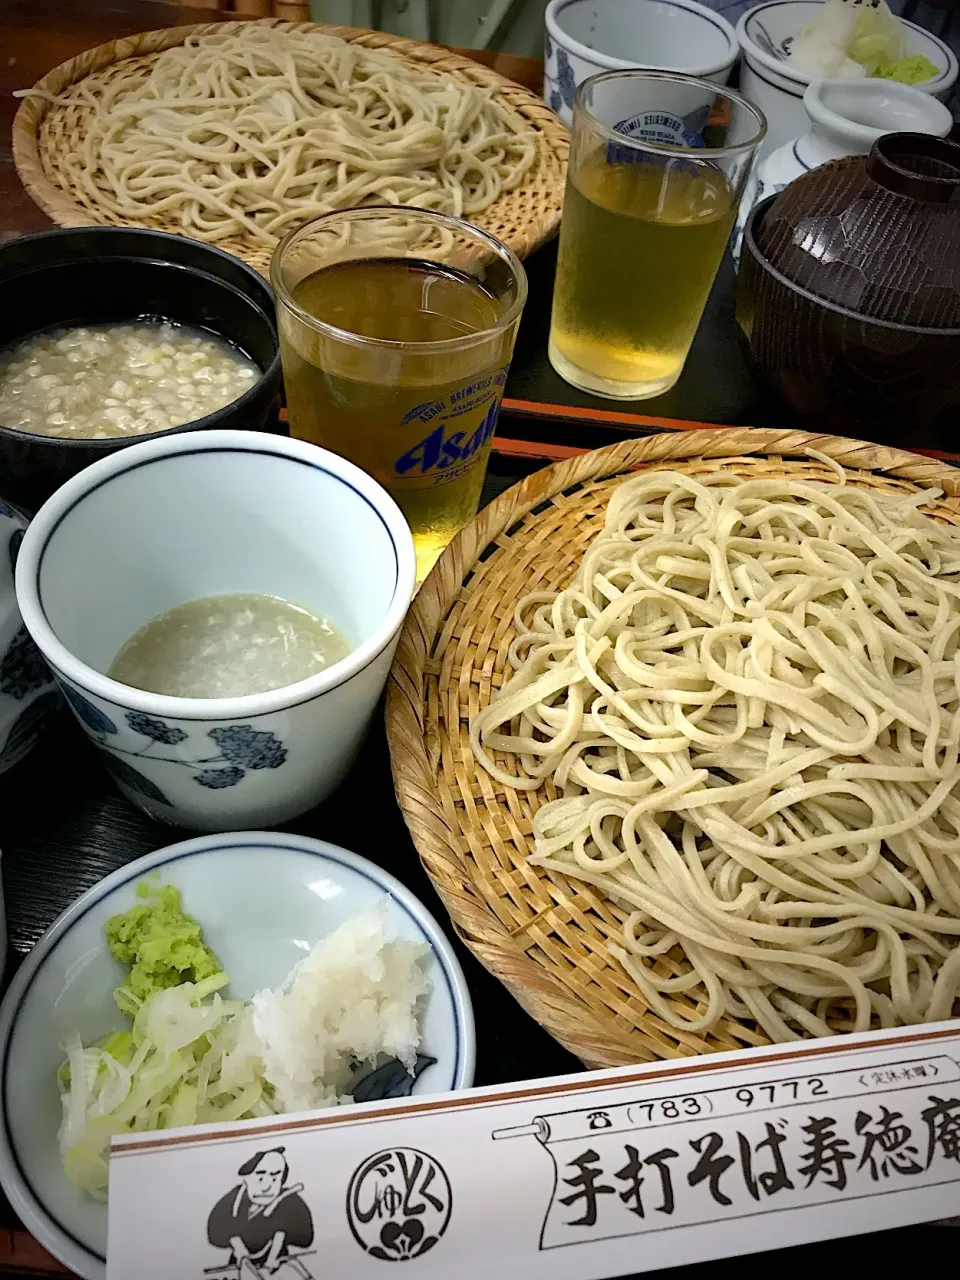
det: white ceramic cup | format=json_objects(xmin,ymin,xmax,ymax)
[
  {"xmin": 736, "ymin": 1, "xmax": 959, "ymax": 159},
  {"xmin": 544, "ymin": 0, "xmax": 738, "ymax": 125},
  {"xmin": 14, "ymin": 430, "xmax": 416, "ymax": 831}
]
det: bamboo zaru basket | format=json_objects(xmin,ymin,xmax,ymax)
[
  {"xmin": 12, "ymin": 19, "xmax": 568, "ymax": 277},
  {"xmin": 386, "ymin": 429, "xmax": 960, "ymax": 1068}
]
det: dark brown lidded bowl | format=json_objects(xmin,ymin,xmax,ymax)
[
  {"xmin": 736, "ymin": 133, "xmax": 960, "ymax": 430},
  {"xmin": 0, "ymin": 227, "xmax": 283, "ymax": 512}
]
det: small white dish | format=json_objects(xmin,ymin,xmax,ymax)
[
  {"xmin": 737, "ymin": 0, "xmax": 959, "ymax": 157},
  {"xmin": 544, "ymin": 0, "xmax": 738, "ymax": 125},
  {"xmin": 14, "ymin": 429, "xmax": 417, "ymax": 831},
  {"xmin": 0, "ymin": 831, "xmax": 475, "ymax": 1280}
]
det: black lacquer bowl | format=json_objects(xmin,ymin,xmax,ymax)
[
  {"xmin": 0, "ymin": 227, "xmax": 283, "ymax": 510},
  {"xmin": 736, "ymin": 136, "xmax": 960, "ymax": 433}
]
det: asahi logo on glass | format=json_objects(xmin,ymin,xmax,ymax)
[
  {"xmin": 275, "ymin": 209, "xmax": 526, "ymax": 583},
  {"xmin": 394, "ymin": 376, "xmax": 505, "ymax": 484}
]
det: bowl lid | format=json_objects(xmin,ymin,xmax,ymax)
[{"xmin": 756, "ymin": 132, "xmax": 960, "ymax": 328}]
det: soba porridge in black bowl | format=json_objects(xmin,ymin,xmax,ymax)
[{"xmin": 0, "ymin": 227, "xmax": 282, "ymax": 509}]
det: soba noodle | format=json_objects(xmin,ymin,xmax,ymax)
[
  {"xmin": 22, "ymin": 25, "xmax": 538, "ymax": 246},
  {"xmin": 471, "ymin": 467, "xmax": 960, "ymax": 1043}
]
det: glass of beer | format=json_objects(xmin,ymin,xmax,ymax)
[
  {"xmin": 272, "ymin": 208, "xmax": 527, "ymax": 582},
  {"xmin": 549, "ymin": 70, "xmax": 765, "ymax": 401}
]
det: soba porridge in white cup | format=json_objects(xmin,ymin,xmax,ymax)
[{"xmin": 14, "ymin": 429, "xmax": 416, "ymax": 831}]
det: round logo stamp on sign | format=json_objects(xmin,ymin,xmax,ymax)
[{"xmin": 346, "ymin": 1147, "xmax": 453, "ymax": 1261}]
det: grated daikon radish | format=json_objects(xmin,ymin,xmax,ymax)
[{"xmin": 252, "ymin": 905, "xmax": 431, "ymax": 1113}]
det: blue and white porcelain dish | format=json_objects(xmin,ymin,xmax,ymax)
[
  {"xmin": 13, "ymin": 429, "xmax": 417, "ymax": 831},
  {"xmin": 0, "ymin": 831, "xmax": 476, "ymax": 1280},
  {"xmin": 544, "ymin": 0, "xmax": 738, "ymax": 125},
  {"xmin": 0, "ymin": 498, "xmax": 58, "ymax": 778},
  {"xmin": 737, "ymin": 0, "xmax": 959, "ymax": 157}
]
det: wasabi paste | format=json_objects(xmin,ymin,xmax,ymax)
[{"xmin": 106, "ymin": 881, "xmax": 222, "ymax": 1013}]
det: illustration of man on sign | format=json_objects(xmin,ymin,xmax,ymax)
[{"xmin": 205, "ymin": 1148, "xmax": 316, "ymax": 1280}]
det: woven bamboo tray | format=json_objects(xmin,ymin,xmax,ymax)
[
  {"xmin": 12, "ymin": 20, "xmax": 568, "ymax": 277},
  {"xmin": 386, "ymin": 428, "xmax": 960, "ymax": 1069}
]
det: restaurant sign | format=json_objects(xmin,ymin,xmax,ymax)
[{"xmin": 106, "ymin": 1022, "xmax": 960, "ymax": 1279}]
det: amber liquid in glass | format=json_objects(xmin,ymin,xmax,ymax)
[
  {"xmin": 550, "ymin": 155, "xmax": 736, "ymax": 399},
  {"xmin": 281, "ymin": 257, "xmax": 510, "ymax": 581}
]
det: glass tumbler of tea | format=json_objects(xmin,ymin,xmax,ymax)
[
  {"xmin": 272, "ymin": 208, "xmax": 527, "ymax": 582},
  {"xmin": 549, "ymin": 70, "xmax": 766, "ymax": 401}
]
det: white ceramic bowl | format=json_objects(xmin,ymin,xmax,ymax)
[
  {"xmin": 737, "ymin": 0, "xmax": 959, "ymax": 157},
  {"xmin": 0, "ymin": 500, "xmax": 58, "ymax": 777},
  {"xmin": 0, "ymin": 831, "xmax": 476, "ymax": 1280},
  {"xmin": 14, "ymin": 430, "xmax": 417, "ymax": 831},
  {"xmin": 544, "ymin": 0, "xmax": 738, "ymax": 124}
]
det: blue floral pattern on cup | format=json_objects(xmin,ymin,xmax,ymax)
[
  {"xmin": 0, "ymin": 629, "xmax": 50, "ymax": 703},
  {"xmin": 59, "ymin": 683, "xmax": 288, "ymax": 809},
  {"xmin": 556, "ymin": 48, "xmax": 577, "ymax": 110}
]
